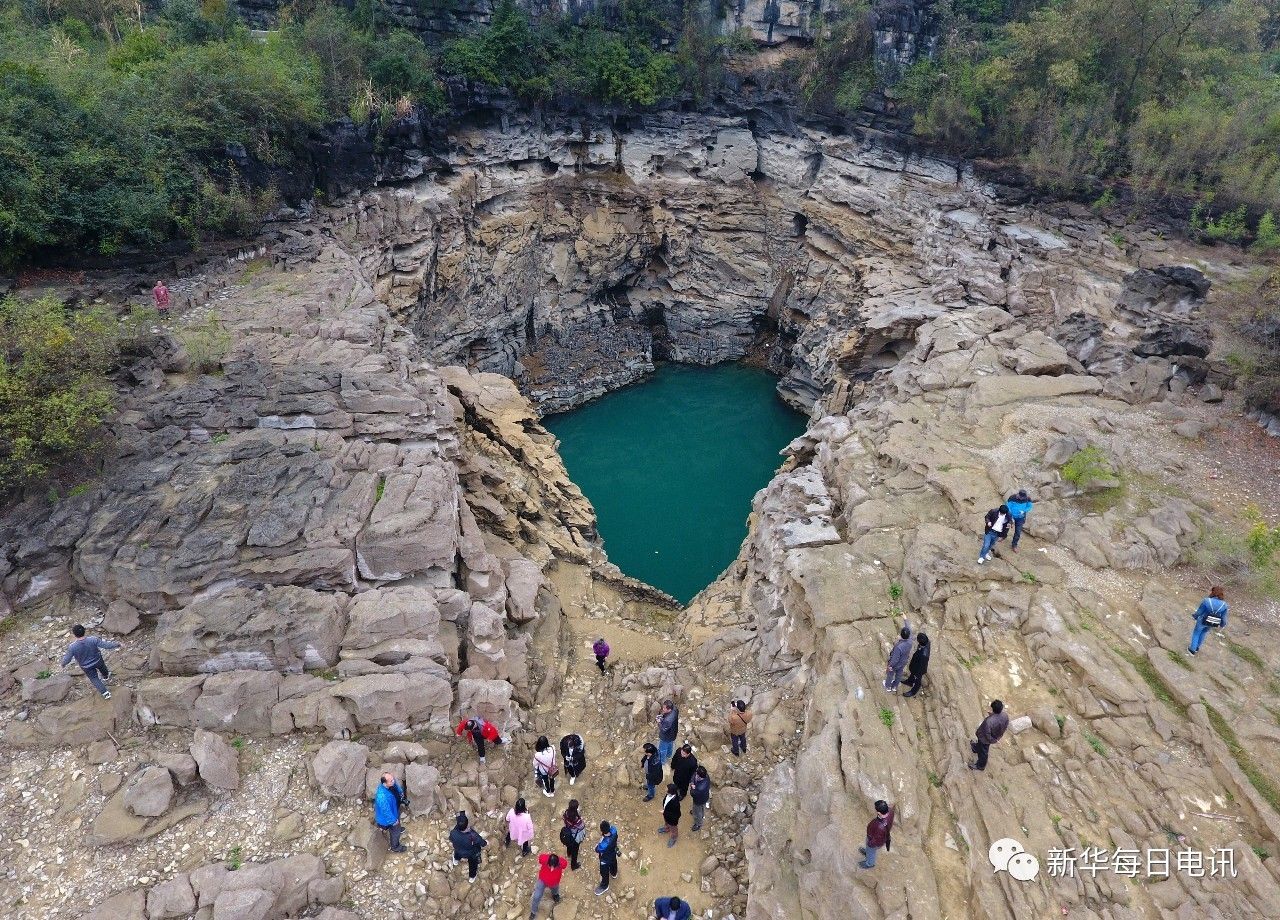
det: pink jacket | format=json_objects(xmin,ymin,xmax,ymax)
[{"xmin": 506, "ymin": 809, "xmax": 535, "ymax": 845}]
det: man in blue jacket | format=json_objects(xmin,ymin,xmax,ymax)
[
  {"xmin": 374, "ymin": 772, "xmax": 407, "ymax": 853},
  {"xmin": 60, "ymin": 624, "xmax": 122, "ymax": 699},
  {"xmin": 593, "ymin": 820, "xmax": 619, "ymax": 895},
  {"xmin": 1006, "ymin": 490, "xmax": 1034, "ymax": 552},
  {"xmin": 654, "ymin": 895, "xmax": 692, "ymax": 920}
]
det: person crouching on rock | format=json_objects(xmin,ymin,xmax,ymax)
[
  {"xmin": 658, "ymin": 782, "xmax": 681, "ymax": 847},
  {"xmin": 505, "ymin": 797, "xmax": 535, "ymax": 856},
  {"xmin": 653, "ymin": 895, "xmax": 693, "ymax": 920},
  {"xmin": 560, "ymin": 732, "xmax": 587, "ymax": 786},
  {"xmin": 641, "ymin": 742, "xmax": 663, "ymax": 801},
  {"xmin": 728, "ymin": 699, "xmax": 752, "ymax": 756},
  {"xmin": 374, "ymin": 771, "xmax": 407, "ymax": 853},
  {"xmin": 450, "ymin": 811, "xmax": 487, "ymax": 883},
  {"xmin": 978, "ymin": 504, "xmax": 1012, "ymax": 564},
  {"xmin": 902, "ymin": 632, "xmax": 931, "ymax": 698},
  {"xmin": 456, "ymin": 716, "xmax": 502, "ymax": 764},
  {"xmin": 530, "ymin": 852, "xmax": 565, "ymax": 918},
  {"xmin": 60, "ymin": 624, "xmax": 122, "ymax": 700},
  {"xmin": 592, "ymin": 636, "xmax": 611, "ymax": 673},
  {"xmin": 1189, "ymin": 586, "xmax": 1228, "ymax": 656},
  {"xmin": 858, "ymin": 800, "xmax": 895, "ymax": 869}
]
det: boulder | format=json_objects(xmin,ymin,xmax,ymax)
[
  {"xmin": 146, "ymin": 873, "xmax": 196, "ymax": 920},
  {"xmin": 191, "ymin": 729, "xmax": 240, "ymax": 791},
  {"xmin": 79, "ymin": 889, "xmax": 146, "ymax": 920},
  {"xmin": 134, "ymin": 675, "xmax": 206, "ymax": 727},
  {"xmin": 102, "ymin": 599, "xmax": 143, "ymax": 634},
  {"xmin": 405, "ymin": 762, "xmax": 443, "ymax": 815},
  {"xmin": 455, "ymin": 678, "xmax": 516, "ymax": 731},
  {"xmin": 340, "ymin": 585, "xmax": 444, "ymax": 666},
  {"xmin": 212, "ymin": 887, "xmax": 273, "ymax": 920},
  {"xmin": 502, "ymin": 557, "xmax": 543, "ymax": 624},
  {"xmin": 329, "ymin": 672, "xmax": 451, "ymax": 731},
  {"xmin": 86, "ymin": 740, "xmax": 118, "ymax": 764},
  {"xmin": 21, "ymin": 672, "xmax": 73, "ymax": 703},
  {"xmin": 193, "ymin": 670, "xmax": 282, "ymax": 734},
  {"xmin": 311, "ymin": 740, "xmax": 370, "ymax": 797},
  {"xmin": 157, "ymin": 752, "xmax": 200, "ymax": 785},
  {"xmin": 124, "ymin": 765, "xmax": 175, "ymax": 817}
]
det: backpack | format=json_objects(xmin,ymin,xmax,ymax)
[{"xmin": 559, "ymin": 826, "xmax": 574, "ymax": 847}]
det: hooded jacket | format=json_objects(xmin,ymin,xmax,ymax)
[
  {"xmin": 560, "ymin": 734, "xmax": 587, "ymax": 774},
  {"xmin": 450, "ymin": 824, "xmax": 486, "ymax": 858},
  {"xmin": 455, "ymin": 718, "xmax": 500, "ymax": 743},
  {"xmin": 654, "ymin": 897, "xmax": 693, "ymax": 920},
  {"xmin": 643, "ymin": 750, "xmax": 664, "ymax": 786},
  {"xmin": 887, "ymin": 635, "xmax": 912, "ymax": 671},
  {"xmin": 596, "ymin": 825, "xmax": 619, "ymax": 862},
  {"xmin": 690, "ymin": 774, "xmax": 711, "ymax": 806},
  {"xmin": 728, "ymin": 706, "xmax": 753, "ymax": 735},
  {"xmin": 908, "ymin": 639, "xmax": 931, "ymax": 676}
]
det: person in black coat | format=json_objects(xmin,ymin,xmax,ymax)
[
  {"xmin": 641, "ymin": 742, "xmax": 663, "ymax": 802},
  {"xmin": 449, "ymin": 811, "xmax": 488, "ymax": 882},
  {"xmin": 658, "ymin": 782, "xmax": 681, "ymax": 847},
  {"xmin": 902, "ymin": 632, "xmax": 931, "ymax": 698},
  {"xmin": 560, "ymin": 733, "xmax": 587, "ymax": 786},
  {"xmin": 671, "ymin": 743, "xmax": 698, "ymax": 799}
]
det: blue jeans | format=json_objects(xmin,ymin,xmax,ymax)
[
  {"xmin": 657, "ymin": 739, "xmax": 674, "ymax": 766},
  {"xmin": 731, "ymin": 734, "xmax": 746, "ymax": 755},
  {"xmin": 979, "ymin": 531, "xmax": 1000, "ymax": 560},
  {"xmin": 82, "ymin": 661, "xmax": 110, "ymax": 695},
  {"xmin": 862, "ymin": 842, "xmax": 881, "ymax": 867},
  {"xmin": 530, "ymin": 879, "xmax": 560, "ymax": 916},
  {"xmin": 1011, "ymin": 516, "xmax": 1025, "ymax": 549},
  {"xmin": 884, "ymin": 666, "xmax": 903, "ymax": 690},
  {"xmin": 645, "ymin": 781, "xmax": 656, "ymax": 798},
  {"xmin": 1190, "ymin": 621, "xmax": 1212, "ymax": 653}
]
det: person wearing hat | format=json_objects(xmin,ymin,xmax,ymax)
[
  {"xmin": 1006, "ymin": 490, "xmax": 1034, "ymax": 552},
  {"xmin": 449, "ymin": 811, "xmax": 488, "ymax": 882}
]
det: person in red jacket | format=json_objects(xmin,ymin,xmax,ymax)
[
  {"xmin": 456, "ymin": 717, "xmax": 503, "ymax": 763},
  {"xmin": 858, "ymin": 800, "xmax": 894, "ymax": 869},
  {"xmin": 530, "ymin": 852, "xmax": 565, "ymax": 918}
]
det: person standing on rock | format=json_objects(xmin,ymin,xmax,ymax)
[
  {"xmin": 505, "ymin": 797, "xmax": 535, "ymax": 856},
  {"xmin": 560, "ymin": 799, "xmax": 587, "ymax": 870},
  {"xmin": 641, "ymin": 742, "xmax": 663, "ymax": 801},
  {"xmin": 1006, "ymin": 490, "xmax": 1034, "ymax": 551},
  {"xmin": 671, "ymin": 743, "xmax": 698, "ymax": 799},
  {"xmin": 534, "ymin": 735, "xmax": 558, "ymax": 797},
  {"xmin": 884, "ymin": 625, "xmax": 913, "ymax": 692},
  {"xmin": 450, "ymin": 811, "xmax": 487, "ymax": 883},
  {"xmin": 659, "ymin": 782, "xmax": 682, "ymax": 847},
  {"xmin": 560, "ymin": 732, "xmax": 587, "ymax": 786},
  {"xmin": 653, "ymin": 895, "xmax": 693, "ymax": 920},
  {"xmin": 152, "ymin": 280, "xmax": 170, "ymax": 315},
  {"xmin": 1189, "ymin": 586, "xmax": 1229, "ymax": 656},
  {"xmin": 858, "ymin": 800, "xmax": 895, "ymax": 869},
  {"xmin": 902, "ymin": 633, "xmax": 931, "ymax": 698},
  {"xmin": 969, "ymin": 700, "xmax": 1010, "ymax": 771},
  {"xmin": 592, "ymin": 637, "xmax": 611, "ymax": 673},
  {"xmin": 456, "ymin": 716, "xmax": 502, "ymax": 764},
  {"xmin": 373, "ymin": 771, "xmax": 408, "ymax": 853},
  {"xmin": 689, "ymin": 765, "xmax": 711, "ymax": 832},
  {"xmin": 978, "ymin": 504, "xmax": 1012, "ymax": 564},
  {"xmin": 657, "ymin": 700, "xmax": 679, "ymax": 766},
  {"xmin": 529, "ymin": 852, "xmax": 565, "ymax": 918},
  {"xmin": 728, "ymin": 699, "xmax": 752, "ymax": 756},
  {"xmin": 60, "ymin": 624, "xmax": 122, "ymax": 700},
  {"xmin": 593, "ymin": 820, "xmax": 620, "ymax": 895}
]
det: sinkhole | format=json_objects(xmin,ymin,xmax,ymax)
[{"xmin": 543, "ymin": 362, "xmax": 807, "ymax": 604}]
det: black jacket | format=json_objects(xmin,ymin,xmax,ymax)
[
  {"xmin": 643, "ymin": 752, "xmax": 664, "ymax": 786},
  {"xmin": 908, "ymin": 644, "xmax": 930, "ymax": 676},
  {"xmin": 690, "ymin": 775, "xmax": 711, "ymax": 806},
  {"xmin": 560, "ymin": 734, "xmax": 587, "ymax": 774},
  {"xmin": 672, "ymin": 752, "xmax": 698, "ymax": 788},
  {"xmin": 449, "ymin": 827, "xmax": 486, "ymax": 859},
  {"xmin": 662, "ymin": 793, "xmax": 682, "ymax": 825}
]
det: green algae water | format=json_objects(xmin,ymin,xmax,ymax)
[{"xmin": 544, "ymin": 363, "xmax": 807, "ymax": 604}]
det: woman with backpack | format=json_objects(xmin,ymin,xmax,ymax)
[
  {"xmin": 559, "ymin": 799, "xmax": 587, "ymax": 870},
  {"xmin": 534, "ymin": 735, "xmax": 558, "ymax": 797},
  {"xmin": 560, "ymin": 732, "xmax": 587, "ymax": 786},
  {"xmin": 504, "ymin": 797, "xmax": 535, "ymax": 856},
  {"xmin": 1189, "ymin": 586, "xmax": 1229, "ymax": 656}
]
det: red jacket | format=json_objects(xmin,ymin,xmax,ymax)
[
  {"xmin": 456, "ymin": 718, "xmax": 500, "ymax": 742},
  {"xmin": 866, "ymin": 807, "xmax": 895, "ymax": 849},
  {"xmin": 538, "ymin": 852, "xmax": 565, "ymax": 886}
]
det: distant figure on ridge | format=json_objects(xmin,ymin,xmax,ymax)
[
  {"xmin": 560, "ymin": 732, "xmax": 587, "ymax": 786},
  {"xmin": 657, "ymin": 699, "xmax": 679, "ymax": 766},
  {"xmin": 728, "ymin": 698, "xmax": 752, "ymax": 756},
  {"xmin": 456, "ymin": 716, "xmax": 503, "ymax": 763},
  {"xmin": 534, "ymin": 735, "xmax": 558, "ymax": 797},
  {"xmin": 1006, "ymin": 489, "xmax": 1034, "ymax": 551},
  {"xmin": 593, "ymin": 819, "xmax": 620, "ymax": 895},
  {"xmin": 884, "ymin": 624, "xmax": 912, "ymax": 693},
  {"xmin": 969, "ymin": 700, "xmax": 1010, "ymax": 771},
  {"xmin": 978, "ymin": 504, "xmax": 1012, "ymax": 564},
  {"xmin": 641, "ymin": 742, "xmax": 663, "ymax": 801},
  {"xmin": 858, "ymin": 800, "xmax": 895, "ymax": 869},
  {"xmin": 902, "ymin": 632, "xmax": 931, "ymax": 698},
  {"xmin": 689, "ymin": 765, "xmax": 711, "ymax": 832},
  {"xmin": 373, "ymin": 771, "xmax": 407, "ymax": 853},
  {"xmin": 450, "ymin": 811, "xmax": 487, "ymax": 883},
  {"xmin": 1189, "ymin": 586, "xmax": 1229, "ymax": 656},
  {"xmin": 671, "ymin": 743, "xmax": 698, "ymax": 799},
  {"xmin": 658, "ymin": 782, "xmax": 682, "ymax": 847},
  {"xmin": 653, "ymin": 895, "xmax": 693, "ymax": 920},
  {"xmin": 529, "ymin": 852, "xmax": 565, "ymax": 918},
  {"xmin": 560, "ymin": 799, "xmax": 587, "ymax": 870},
  {"xmin": 505, "ymin": 797, "xmax": 534, "ymax": 856},
  {"xmin": 60, "ymin": 624, "xmax": 121, "ymax": 700},
  {"xmin": 592, "ymin": 636, "xmax": 611, "ymax": 673},
  {"xmin": 152, "ymin": 279, "xmax": 170, "ymax": 314}
]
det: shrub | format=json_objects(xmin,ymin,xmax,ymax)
[
  {"xmin": 0, "ymin": 295, "xmax": 119, "ymax": 493},
  {"xmin": 179, "ymin": 317, "xmax": 232, "ymax": 374},
  {"xmin": 1255, "ymin": 212, "xmax": 1280, "ymax": 255},
  {"xmin": 1060, "ymin": 446, "xmax": 1115, "ymax": 490}
]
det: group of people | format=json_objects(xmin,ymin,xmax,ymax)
[
  {"xmin": 978, "ymin": 489, "xmax": 1034, "ymax": 564},
  {"xmin": 641, "ymin": 702, "xmax": 715, "ymax": 847}
]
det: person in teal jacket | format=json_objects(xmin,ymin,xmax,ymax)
[
  {"xmin": 373, "ymin": 772, "xmax": 407, "ymax": 853},
  {"xmin": 1006, "ymin": 490, "xmax": 1034, "ymax": 551},
  {"xmin": 1189, "ymin": 586, "xmax": 1228, "ymax": 655}
]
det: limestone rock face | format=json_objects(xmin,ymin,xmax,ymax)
[{"xmin": 311, "ymin": 740, "xmax": 370, "ymax": 798}]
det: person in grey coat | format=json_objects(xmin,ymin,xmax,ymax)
[{"xmin": 884, "ymin": 625, "xmax": 912, "ymax": 692}]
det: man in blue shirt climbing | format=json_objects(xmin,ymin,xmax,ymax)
[{"xmin": 60, "ymin": 624, "xmax": 122, "ymax": 699}]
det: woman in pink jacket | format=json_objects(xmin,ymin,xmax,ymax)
[{"xmin": 505, "ymin": 797, "xmax": 535, "ymax": 856}]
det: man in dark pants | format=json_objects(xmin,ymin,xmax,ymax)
[
  {"xmin": 593, "ymin": 820, "xmax": 620, "ymax": 895},
  {"xmin": 449, "ymin": 812, "xmax": 487, "ymax": 882},
  {"xmin": 60, "ymin": 624, "xmax": 121, "ymax": 699},
  {"xmin": 373, "ymin": 772, "xmax": 407, "ymax": 853},
  {"xmin": 657, "ymin": 700, "xmax": 679, "ymax": 766},
  {"xmin": 970, "ymin": 699, "xmax": 1010, "ymax": 771},
  {"xmin": 653, "ymin": 895, "xmax": 693, "ymax": 920},
  {"xmin": 671, "ymin": 743, "xmax": 698, "ymax": 800}
]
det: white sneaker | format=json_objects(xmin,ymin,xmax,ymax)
[
  {"xmin": 468, "ymin": 876, "xmax": 476, "ymax": 884},
  {"xmin": 569, "ymin": 777, "xmax": 576, "ymax": 786},
  {"xmin": 102, "ymin": 691, "xmax": 112, "ymax": 700},
  {"xmin": 451, "ymin": 859, "xmax": 459, "ymax": 868},
  {"xmin": 543, "ymin": 789, "xmax": 554, "ymax": 798},
  {"xmin": 478, "ymin": 757, "xmax": 486, "ymax": 764},
  {"xmin": 977, "ymin": 557, "xmax": 986, "ymax": 565}
]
